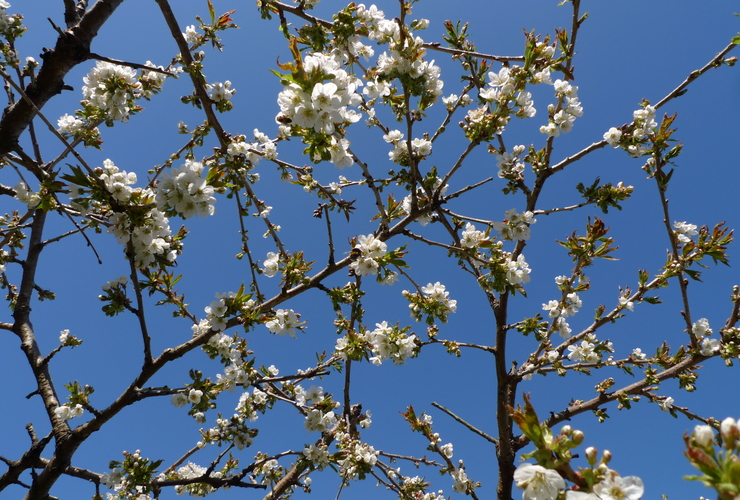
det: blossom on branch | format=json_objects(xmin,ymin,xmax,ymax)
[{"xmin": 513, "ymin": 463, "xmax": 564, "ymax": 500}]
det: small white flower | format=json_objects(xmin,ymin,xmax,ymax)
[
  {"xmin": 603, "ymin": 127, "xmax": 622, "ymax": 147},
  {"xmin": 674, "ymin": 221, "xmax": 698, "ymax": 243},
  {"xmin": 700, "ymin": 337, "xmax": 721, "ymax": 356},
  {"xmin": 659, "ymin": 396, "xmax": 674, "ymax": 412},
  {"xmin": 188, "ymin": 389, "xmax": 203, "ymax": 404}
]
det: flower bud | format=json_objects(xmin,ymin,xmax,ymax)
[
  {"xmin": 571, "ymin": 430, "xmax": 585, "ymax": 446},
  {"xmin": 585, "ymin": 446, "xmax": 597, "ymax": 465},
  {"xmin": 720, "ymin": 417, "xmax": 739, "ymax": 448},
  {"xmin": 692, "ymin": 425, "xmax": 714, "ymax": 448},
  {"xmin": 596, "ymin": 463, "xmax": 608, "ymax": 475},
  {"xmin": 561, "ymin": 425, "xmax": 572, "ymax": 436},
  {"xmin": 602, "ymin": 449, "xmax": 612, "ymax": 464}
]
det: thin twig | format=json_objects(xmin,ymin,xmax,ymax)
[
  {"xmin": 88, "ymin": 52, "xmax": 177, "ymax": 76},
  {"xmin": 431, "ymin": 402, "xmax": 498, "ymax": 445}
]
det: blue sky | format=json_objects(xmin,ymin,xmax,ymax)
[{"xmin": 2, "ymin": 0, "xmax": 740, "ymax": 499}]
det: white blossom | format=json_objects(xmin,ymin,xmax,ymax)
[
  {"xmin": 265, "ymin": 309, "xmax": 302, "ymax": 337},
  {"xmin": 514, "ymin": 463, "xmax": 565, "ymax": 500},
  {"xmin": 674, "ymin": 221, "xmax": 698, "ymax": 243}
]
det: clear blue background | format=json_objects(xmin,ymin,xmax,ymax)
[{"xmin": 2, "ymin": 0, "xmax": 740, "ymax": 498}]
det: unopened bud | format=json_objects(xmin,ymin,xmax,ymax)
[
  {"xmin": 561, "ymin": 425, "xmax": 572, "ymax": 436},
  {"xmin": 602, "ymin": 449, "xmax": 612, "ymax": 464},
  {"xmin": 585, "ymin": 446, "xmax": 597, "ymax": 464},
  {"xmin": 596, "ymin": 463, "xmax": 608, "ymax": 475},
  {"xmin": 692, "ymin": 425, "xmax": 714, "ymax": 448},
  {"xmin": 572, "ymin": 430, "xmax": 584, "ymax": 446},
  {"xmin": 720, "ymin": 417, "xmax": 739, "ymax": 449}
]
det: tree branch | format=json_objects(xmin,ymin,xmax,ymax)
[{"xmin": 0, "ymin": 0, "xmax": 125, "ymax": 158}]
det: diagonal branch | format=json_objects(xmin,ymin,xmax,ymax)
[{"xmin": 431, "ymin": 401, "xmax": 498, "ymax": 447}]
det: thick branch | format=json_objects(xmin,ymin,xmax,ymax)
[{"xmin": 0, "ymin": 0, "xmax": 125, "ymax": 158}]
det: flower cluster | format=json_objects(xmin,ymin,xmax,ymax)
[
  {"xmin": 82, "ymin": 61, "xmax": 143, "ymax": 123},
  {"xmin": 303, "ymin": 443, "xmax": 331, "ymax": 469},
  {"xmin": 365, "ymin": 321, "xmax": 419, "ymax": 365},
  {"xmin": 496, "ymin": 145, "xmax": 526, "ymax": 180},
  {"xmin": 338, "ymin": 440, "xmax": 379, "ymax": 480},
  {"xmin": 674, "ymin": 220, "xmax": 698, "ymax": 244},
  {"xmin": 350, "ymin": 234, "xmax": 387, "ymax": 276},
  {"xmin": 57, "ymin": 110, "xmax": 102, "ymax": 148},
  {"xmin": 404, "ymin": 282, "xmax": 457, "ymax": 325},
  {"xmin": 442, "ymin": 93, "xmax": 472, "ymax": 111},
  {"xmin": 504, "ymin": 254, "xmax": 532, "ymax": 286},
  {"xmin": 204, "ymin": 297, "xmax": 228, "ymax": 331},
  {"xmin": 54, "ymin": 403, "xmax": 84, "ymax": 421},
  {"xmin": 685, "ymin": 418, "xmax": 740, "ymax": 498},
  {"xmin": 206, "ymin": 80, "xmax": 235, "ymax": 103},
  {"xmin": 57, "ymin": 113, "xmax": 86, "ymax": 136},
  {"xmin": 139, "ymin": 61, "xmax": 169, "ymax": 99},
  {"xmin": 540, "ymin": 79, "xmax": 583, "ymax": 137},
  {"xmin": 13, "ymin": 181, "xmax": 40, "ymax": 209},
  {"xmin": 604, "ymin": 104, "xmax": 661, "ymax": 155},
  {"xmin": 693, "ymin": 318, "xmax": 721, "ymax": 356},
  {"xmin": 543, "ymin": 292, "xmax": 583, "ymax": 319},
  {"xmin": 227, "ymin": 129, "xmax": 278, "ymax": 167},
  {"xmin": 0, "ymin": 1, "xmax": 14, "ymax": 32},
  {"xmin": 567, "ymin": 339, "xmax": 599, "ymax": 363},
  {"xmin": 513, "ymin": 463, "xmax": 644, "ymax": 500},
  {"xmin": 305, "ymin": 408, "xmax": 338, "ymax": 432},
  {"xmin": 493, "ymin": 208, "xmax": 536, "ymax": 241},
  {"xmin": 460, "ymin": 222, "xmax": 487, "ymax": 248},
  {"xmin": 107, "ymin": 207, "xmax": 174, "ymax": 268},
  {"xmin": 480, "ymin": 65, "xmax": 541, "ymax": 120},
  {"xmin": 200, "ymin": 413, "xmax": 256, "ymax": 450},
  {"xmin": 374, "ymin": 32, "xmax": 444, "ymax": 109},
  {"xmin": 632, "ymin": 105, "xmax": 658, "ymax": 139},
  {"xmin": 265, "ymin": 309, "xmax": 302, "ymax": 337},
  {"xmin": 401, "ymin": 177, "xmax": 448, "ymax": 226},
  {"xmin": 171, "ymin": 463, "xmax": 219, "ymax": 497},
  {"xmin": 385, "ymin": 130, "xmax": 433, "ymax": 164},
  {"xmin": 94, "ymin": 159, "xmax": 139, "ymax": 203},
  {"xmin": 155, "ymin": 159, "xmax": 216, "ymax": 219},
  {"xmin": 276, "ymin": 51, "xmax": 362, "ymax": 167},
  {"xmin": 451, "ymin": 468, "xmax": 473, "ymax": 494},
  {"xmin": 65, "ymin": 158, "xmax": 180, "ymax": 268}
]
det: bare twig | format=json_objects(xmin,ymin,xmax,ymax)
[{"xmin": 431, "ymin": 402, "xmax": 498, "ymax": 446}]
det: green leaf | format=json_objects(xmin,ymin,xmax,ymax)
[{"xmin": 207, "ymin": 0, "xmax": 216, "ymax": 24}]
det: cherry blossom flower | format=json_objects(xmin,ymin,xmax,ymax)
[
  {"xmin": 674, "ymin": 221, "xmax": 698, "ymax": 243},
  {"xmin": 265, "ymin": 309, "xmax": 302, "ymax": 337},
  {"xmin": 603, "ymin": 127, "xmax": 622, "ymax": 147},
  {"xmin": 55, "ymin": 404, "xmax": 84, "ymax": 421},
  {"xmin": 659, "ymin": 396, "xmax": 674, "ymax": 412},
  {"xmin": 513, "ymin": 463, "xmax": 565, "ymax": 500},
  {"xmin": 567, "ymin": 340, "xmax": 598, "ymax": 363},
  {"xmin": 262, "ymin": 252, "xmax": 280, "ymax": 278},
  {"xmin": 592, "ymin": 470, "xmax": 644, "ymax": 500},
  {"xmin": 460, "ymin": 222, "xmax": 486, "ymax": 248},
  {"xmin": 82, "ymin": 61, "xmax": 142, "ymax": 122}
]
